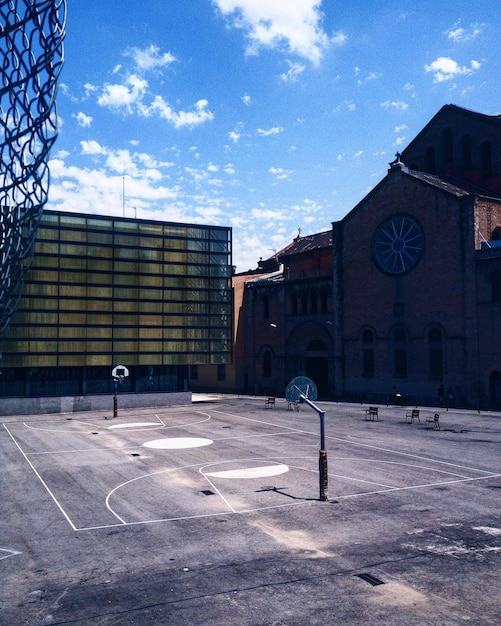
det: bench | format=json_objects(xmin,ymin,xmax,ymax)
[
  {"xmin": 265, "ymin": 396, "xmax": 276, "ymax": 409},
  {"xmin": 426, "ymin": 413, "xmax": 440, "ymax": 429},
  {"xmin": 406, "ymin": 409, "xmax": 420, "ymax": 424},
  {"xmin": 287, "ymin": 401, "xmax": 300, "ymax": 412},
  {"xmin": 365, "ymin": 406, "xmax": 378, "ymax": 421}
]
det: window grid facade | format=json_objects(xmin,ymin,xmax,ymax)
[{"xmin": 0, "ymin": 211, "xmax": 232, "ymax": 397}]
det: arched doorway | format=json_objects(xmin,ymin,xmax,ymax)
[
  {"xmin": 306, "ymin": 339, "xmax": 328, "ymax": 397},
  {"xmin": 284, "ymin": 322, "xmax": 334, "ymax": 398}
]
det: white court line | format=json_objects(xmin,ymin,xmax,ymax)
[
  {"xmin": 155, "ymin": 411, "xmax": 212, "ymax": 429},
  {"xmin": 332, "ymin": 473, "xmax": 501, "ymax": 500},
  {"xmin": 4, "ymin": 410, "xmax": 499, "ymax": 532},
  {"xmin": 0, "ymin": 548, "xmax": 22, "ymax": 561},
  {"xmin": 21, "ymin": 420, "xmax": 103, "ymax": 434},
  {"xmin": 212, "ymin": 410, "xmax": 497, "ymax": 477},
  {"xmin": 3, "ymin": 424, "xmax": 78, "ymax": 531}
]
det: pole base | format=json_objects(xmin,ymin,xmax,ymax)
[{"xmin": 319, "ymin": 449, "xmax": 328, "ymax": 501}]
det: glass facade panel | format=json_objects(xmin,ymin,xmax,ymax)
[
  {"xmin": 59, "ymin": 326, "xmax": 86, "ymax": 338},
  {"xmin": 88, "ymin": 258, "xmax": 113, "ymax": 271},
  {"xmin": 1, "ymin": 211, "xmax": 232, "ymax": 397}
]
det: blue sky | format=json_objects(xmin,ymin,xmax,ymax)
[{"xmin": 48, "ymin": 0, "xmax": 501, "ymax": 271}]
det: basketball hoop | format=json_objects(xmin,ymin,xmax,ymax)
[
  {"xmin": 111, "ymin": 365, "xmax": 129, "ymax": 417},
  {"xmin": 112, "ymin": 365, "xmax": 129, "ymax": 382}
]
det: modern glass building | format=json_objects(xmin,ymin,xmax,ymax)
[{"xmin": 0, "ymin": 210, "xmax": 232, "ymax": 399}]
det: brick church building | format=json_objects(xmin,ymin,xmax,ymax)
[{"xmin": 193, "ymin": 105, "xmax": 501, "ymax": 409}]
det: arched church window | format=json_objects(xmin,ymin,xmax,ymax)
[
  {"xmin": 443, "ymin": 128, "xmax": 453, "ymax": 164},
  {"xmin": 263, "ymin": 350, "xmax": 272, "ymax": 377},
  {"xmin": 428, "ymin": 327, "xmax": 443, "ymax": 378},
  {"xmin": 481, "ymin": 141, "xmax": 493, "ymax": 178}
]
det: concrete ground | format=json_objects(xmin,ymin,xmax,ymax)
[{"xmin": 1, "ymin": 396, "xmax": 500, "ymax": 625}]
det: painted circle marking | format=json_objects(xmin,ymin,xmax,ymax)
[
  {"xmin": 205, "ymin": 464, "xmax": 289, "ymax": 479},
  {"xmin": 143, "ymin": 437, "xmax": 213, "ymax": 450},
  {"xmin": 109, "ymin": 422, "xmax": 160, "ymax": 429}
]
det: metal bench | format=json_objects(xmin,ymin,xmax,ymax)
[
  {"xmin": 265, "ymin": 396, "xmax": 276, "ymax": 409},
  {"xmin": 406, "ymin": 409, "xmax": 420, "ymax": 423},
  {"xmin": 365, "ymin": 406, "xmax": 378, "ymax": 421},
  {"xmin": 426, "ymin": 413, "xmax": 440, "ymax": 429}
]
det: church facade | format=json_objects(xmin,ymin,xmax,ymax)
[{"xmin": 193, "ymin": 105, "xmax": 501, "ymax": 408}]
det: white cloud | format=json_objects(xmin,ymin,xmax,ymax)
[
  {"xmin": 241, "ymin": 94, "xmax": 252, "ymax": 105},
  {"xmin": 333, "ymin": 100, "xmax": 355, "ymax": 113},
  {"xmin": 360, "ymin": 71, "xmax": 382, "ymax": 84},
  {"xmin": 280, "ymin": 60, "xmax": 306, "ymax": 82},
  {"xmin": 257, "ymin": 126, "xmax": 284, "ymax": 136},
  {"xmin": 97, "ymin": 73, "xmax": 214, "ymax": 128},
  {"xmin": 331, "ymin": 31, "xmax": 347, "ymax": 46},
  {"xmin": 403, "ymin": 83, "xmax": 416, "ymax": 98},
  {"xmin": 381, "ymin": 100, "xmax": 408, "ymax": 111},
  {"xmin": 424, "ymin": 56, "xmax": 481, "ymax": 82},
  {"xmin": 73, "ymin": 112, "xmax": 93, "ymax": 127},
  {"xmin": 125, "ymin": 44, "xmax": 177, "ymax": 71},
  {"xmin": 228, "ymin": 130, "xmax": 241, "ymax": 143},
  {"xmin": 212, "ymin": 0, "xmax": 332, "ymax": 65},
  {"xmin": 269, "ymin": 166, "xmax": 294, "ymax": 180},
  {"xmin": 80, "ymin": 140, "xmax": 106, "ymax": 155},
  {"xmin": 444, "ymin": 20, "xmax": 483, "ymax": 43},
  {"xmin": 94, "ymin": 51, "xmax": 213, "ymax": 129},
  {"xmin": 97, "ymin": 75, "xmax": 148, "ymax": 113},
  {"xmin": 251, "ymin": 205, "xmax": 287, "ymax": 220},
  {"xmin": 144, "ymin": 98, "xmax": 214, "ymax": 128},
  {"xmin": 79, "ymin": 141, "xmax": 174, "ymax": 180},
  {"xmin": 83, "ymin": 83, "xmax": 98, "ymax": 100}
]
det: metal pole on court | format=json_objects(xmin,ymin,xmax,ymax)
[
  {"xmin": 295, "ymin": 386, "xmax": 328, "ymax": 501},
  {"xmin": 113, "ymin": 378, "xmax": 118, "ymax": 417},
  {"xmin": 318, "ymin": 410, "xmax": 328, "ymax": 501}
]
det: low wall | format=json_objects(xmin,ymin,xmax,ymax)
[{"xmin": 0, "ymin": 391, "xmax": 192, "ymax": 417}]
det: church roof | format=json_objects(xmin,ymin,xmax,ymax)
[
  {"xmin": 274, "ymin": 230, "xmax": 332, "ymax": 259},
  {"xmin": 406, "ymin": 169, "xmax": 473, "ymax": 197}
]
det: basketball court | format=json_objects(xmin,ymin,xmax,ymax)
[
  {"xmin": 3, "ymin": 399, "xmax": 498, "ymax": 530},
  {"xmin": 2, "ymin": 397, "xmax": 500, "ymax": 625}
]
